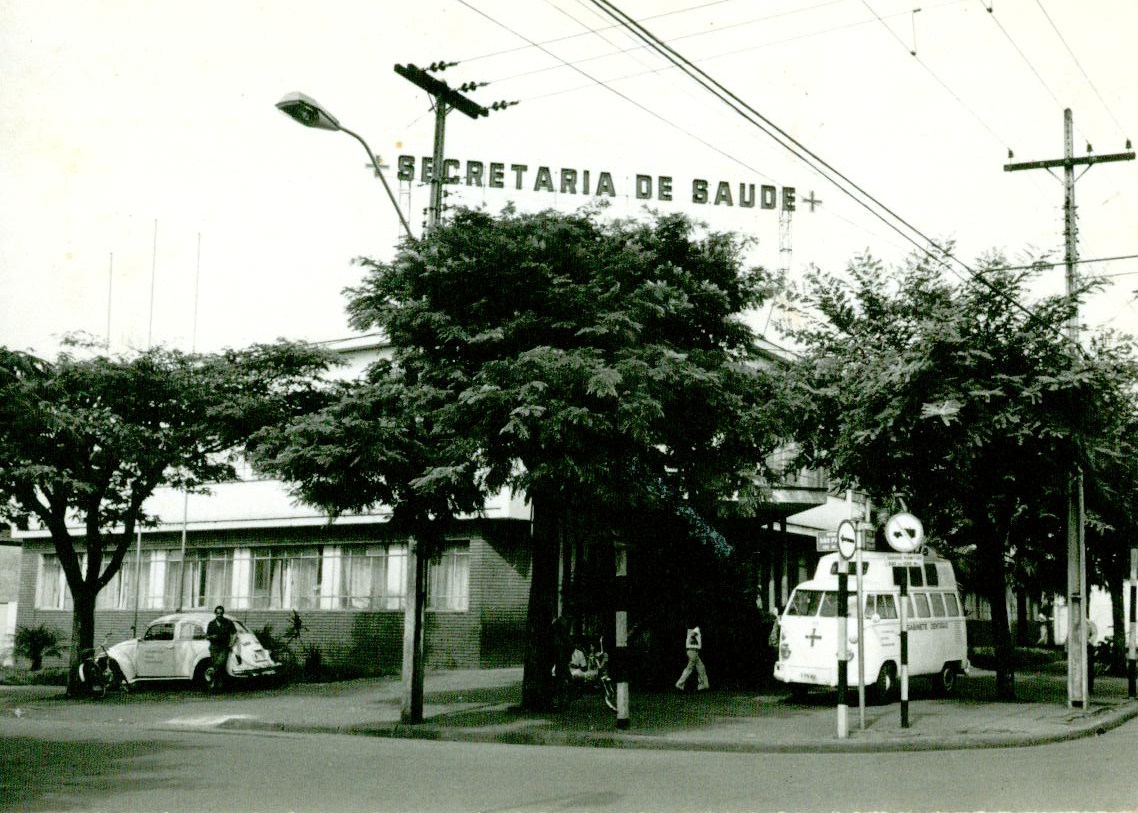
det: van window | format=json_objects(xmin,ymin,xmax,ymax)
[
  {"xmin": 877, "ymin": 594, "xmax": 898, "ymax": 619},
  {"xmin": 786, "ymin": 589, "xmax": 823, "ymax": 617},
  {"xmin": 912, "ymin": 593, "xmax": 931, "ymax": 618},
  {"xmin": 944, "ymin": 593, "xmax": 961, "ymax": 617},
  {"xmin": 829, "ymin": 562, "xmax": 869, "ymax": 576},
  {"xmin": 924, "ymin": 564, "xmax": 939, "ymax": 586},
  {"xmin": 908, "ymin": 566, "xmax": 924, "ymax": 587},
  {"xmin": 929, "ymin": 593, "xmax": 946, "ymax": 617},
  {"xmin": 816, "ymin": 593, "xmax": 857, "ymax": 618}
]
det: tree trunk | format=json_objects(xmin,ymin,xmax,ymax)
[
  {"xmin": 66, "ymin": 587, "xmax": 96, "ymax": 697},
  {"xmin": 1106, "ymin": 568, "xmax": 1126, "ymax": 676},
  {"xmin": 980, "ymin": 539, "xmax": 1017, "ymax": 700},
  {"xmin": 1015, "ymin": 590, "xmax": 1029, "ymax": 647},
  {"xmin": 520, "ymin": 495, "xmax": 562, "ymax": 711}
]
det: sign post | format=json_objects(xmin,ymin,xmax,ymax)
[
  {"xmin": 1129, "ymin": 548, "xmax": 1136, "ymax": 700},
  {"xmin": 835, "ymin": 520, "xmax": 856, "ymax": 739},
  {"xmin": 855, "ymin": 520, "xmax": 872, "ymax": 729},
  {"xmin": 884, "ymin": 512, "xmax": 925, "ymax": 730}
]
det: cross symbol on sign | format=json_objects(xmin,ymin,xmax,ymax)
[
  {"xmin": 806, "ymin": 629, "xmax": 822, "ymax": 647},
  {"xmin": 802, "ymin": 191, "xmax": 822, "ymax": 212}
]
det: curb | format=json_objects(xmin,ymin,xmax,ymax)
[{"xmin": 220, "ymin": 698, "xmax": 1138, "ymax": 753}]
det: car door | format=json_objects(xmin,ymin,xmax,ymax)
[
  {"xmin": 135, "ymin": 621, "xmax": 177, "ymax": 677},
  {"xmin": 176, "ymin": 620, "xmax": 208, "ymax": 678}
]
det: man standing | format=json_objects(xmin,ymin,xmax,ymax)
[{"xmin": 206, "ymin": 605, "xmax": 236, "ymax": 691}]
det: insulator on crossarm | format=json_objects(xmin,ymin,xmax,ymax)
[{"xmin": 428, "ymin": 61, "xmax": 459, "ymax": 72}]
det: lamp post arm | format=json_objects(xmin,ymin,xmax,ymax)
[{"xmin": 340, "ymin": 125, "xmax": 415, "ymax": 242}]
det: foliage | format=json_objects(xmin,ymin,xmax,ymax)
[
  {"xmin": 253, "ymin": 206, "xmax": 793, "ymax": 709},
  {"xmin": 14, "ymin": 624, "xmax": 62, "ymax": 671},
  {"xmin": 0, "ymin": 339, "xmax": 337, "ymax": 691},
  {"xmin": 783, "ymin": 247, "xmax": 1138, "ymax": 698},
  {"xmin": 0, "ymin": 666, "xmax": 69, "ymax": 686}
]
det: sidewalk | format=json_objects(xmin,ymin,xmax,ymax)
[{"xmin": 3, "ymin": 667, "xmax": 1135, "ymax": 753}]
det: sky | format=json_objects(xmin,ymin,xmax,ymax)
[{"xmin": 1, "ymin": 0, "xmax": 1135, "ymax": 358}]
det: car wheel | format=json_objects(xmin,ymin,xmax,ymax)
[
  {"xmin": 936, "ymin": 663, "xmax": 958, "ymax": 696},
  {"xmin": 193, "ymin": 660, "xmax": 214, "ymax": 690},
  {"xmin": 872, "ymin": 662, "xmax": 898, "ymax": 704}
]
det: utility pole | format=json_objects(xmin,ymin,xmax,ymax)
[
  {"xmin": 391, "ymin": 62, "xmax": 514, "ymax": 725},
  {"xmin": 395, "ymin": 62, "xmax": 516, "ymax": 232},
  {"xmin": 1004, "ymin": 108, "xmax": 1134, "ymax": 709}
]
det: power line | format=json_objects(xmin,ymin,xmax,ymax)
[
  {"xmin": 859, "ymin": 0, "xmax": 1012, "ymax": 155},
  {"xmin": 586, "ymin": 0, "xmax": 1091, "ymax": 349},
  {"xmin": 1032, "ymin": 0, "xmax": 1132, "ymax": 144},
  {"xmin": 978, "ymin": 0, "xmax": 1073, "ymax": 132},
  {"xmin": 454, "ymin": 0, "xmax": 777, "ymax": 184}
]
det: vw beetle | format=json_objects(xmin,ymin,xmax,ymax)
[{"xmin": 102, "ymin": 612, "xmax": 279, "ymax": 689}]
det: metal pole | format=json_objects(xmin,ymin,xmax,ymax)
[
  {"xmin": 1128, "ymin": 548, "xmax": 1136, "ymax": 699},
  {"xmin": 837, "ymin": 564, "xmax": 849, "ymax": 738},
  {"xmin": 614, "ymin": 540, "xmax": 630, "ymax": 729},
  {"xmin": 900, "ymin": 572, "xmax": 910, "ymax": 728},
  {"xmin": 339, "ymin": 127, "xmax": 414, "ymax": 240},
  {"xmin": 855, "ymin": 531, "xmax": 866, "ymax": 730}
]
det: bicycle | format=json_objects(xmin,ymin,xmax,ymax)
[
  {"xmin": 77, "ymin": 633, "xmax": 120, "ymax": 698},
  {"xmin": 560, "ymin": 636, "xmax": 617, "ymax": 712}
]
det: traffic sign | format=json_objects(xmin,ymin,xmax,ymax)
[
  {"xmin": 837, "ymin": 520, "xmax": 858, "ymax": 560},
  {"xmin": 886, "ymin": 553, "xmax": 924, "ymax": 567},
  {"xmin": 884, "ymin": 512, "xmax": 925, "ymax": 553}
]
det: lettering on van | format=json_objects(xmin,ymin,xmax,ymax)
[{"xmin": 906, "ymin": 622, "xmax": 951, "ymax": 632}]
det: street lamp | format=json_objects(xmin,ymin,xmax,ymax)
[{"xmin": 275, "ymin": 91, "xmax": 414, "ymax": 240}]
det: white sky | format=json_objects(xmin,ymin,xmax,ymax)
[{"xmin": 1, "ymin": 0, "xmax": 1135, "ymax": 357}]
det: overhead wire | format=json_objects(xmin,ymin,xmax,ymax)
[
  {"xmin": 1032, "ymin": 0, "xmax": 1132, "ymax": 144},
  {"xmin": 452, "ymin": 0, "xmax": 778, "ymax": 184},
  {"xmin": 585, "ymin": 0, "xmax": 1089, "ymax": 350},
  {"xmin": 859, "ymin": 0, "xmax": 1012, "ymax": 156}
]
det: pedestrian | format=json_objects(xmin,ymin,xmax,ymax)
[
  {"xmin": 675, "ymin": 622, "xmax": 709, "ymax": 691},
  {"xmin": 206, "ymin": 604, "xmax": 237, "ymax": 691},
  {"xmin": 1036, "ymin": 609, "xmax": 1049, "ymax": 647}
]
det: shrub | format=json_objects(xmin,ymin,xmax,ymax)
[{"xmin": 14, "ymin": 624, "xmax": 63, "ymax": 671}]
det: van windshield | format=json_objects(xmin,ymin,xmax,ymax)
[
  {"xmin": 785, "ymin": 589, "xmax": 856, "ymax": 617},
  {"xmin": 785, "ymin": 589, "xmax": 823, "ymax": 616}
]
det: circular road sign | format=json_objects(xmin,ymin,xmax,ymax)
[
  {"xmin": 836, "ymin": 519, "xmax": 858, "ymax": 560},
  {"xmin": 884, "ymin": 512, "xmax": 925, "ymax": 553}
]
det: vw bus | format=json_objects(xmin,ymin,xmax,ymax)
[{"xmin": 773, "ymin": 547, "xmax": 969, "ymax": 701}]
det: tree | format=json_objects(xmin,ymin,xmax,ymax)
[
  {"xmin": 0, "ymin": 339, "xmax": 335, "ymax": 694},
  {"xmin": 784, "ymin": 249, "xmax": 1136, "ymax": 699},
  {"xmin": 264, "ymin": 205, "xmax": 790, "ymax": 710}
]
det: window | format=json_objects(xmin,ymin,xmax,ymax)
[
  {"xmin": 944, "ymin": 593, "xmax": 961, "ymax": 617},
  {"xmin": 908, "ymin": 566, "xmax": 924, "ymax": 587},
  {"xmin": 338, "ymin": 544, "xmax": 408, "ymax": 610},
  {"xmin": 244, "ymin": 547, "xmax": 323, "ymax": 610},
  {"xmin": 143, "ymin": 622, "xmax": 175, "ymax": 641},
  {"xmin": 929, "ymin": 592, "xmax": 946, "ymax": 617},
  {"xmin": 183, "ymin": 550, "xmax": 238, "ymax": 609},
  {"xmin": 829, "ymin": 562, "xmax": 869, "ymax": 576},
  {"xmin": 875, "ymin": 594, "xmax": 898, "ymax": 620},
  {"xmin": 786, "ymin": 589, "xmax": 823, "ymax": 617},
  {"xmin": 37, "ymin": 554, "xmax": 69, "ymax": 609},
  {"xmin": 912, "ymin": 592, "xmax": 931, "ymax": 618},
  {"xmin": 428, "ymin": 542, "xmax": 470, "ymax": 612},
  {"xmin": 924, "ymin": 563, "xmax": 939, "ymax": 586}
]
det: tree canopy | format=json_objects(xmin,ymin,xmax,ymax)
[
  {"xmin": 0, "ymin": 339, "xmax": 335, "ymax": 690},
  {"xmin": 255, "ymin": 205, "xmax": 794, "ymax": 707},
  {"xmin": 784, "ymin": 248, "xmax": 1138, "ymax": 698}
]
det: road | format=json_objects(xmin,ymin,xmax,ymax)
[{"xmin": 3, "ymin": 716, "xmax": 1137, "ymax": 812}]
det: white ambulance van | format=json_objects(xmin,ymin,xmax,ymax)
[{"xmin": 773, "ymin": 547, "xmax": 969, "ymax": 701}]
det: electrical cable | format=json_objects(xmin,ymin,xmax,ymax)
[
  {"xmin": 1032, "ymin": 0, "xmax": 1132, "ymax": 144},
  {"xmin": 586, "ymin": 0, "xmax": 1089, "ymax": 350}
]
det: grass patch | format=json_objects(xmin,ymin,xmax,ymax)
[
  {"xmin": 969, "ymin": 646, "xmax": 1063, "ymax": 671},
  {"xmin": 0, "ymin": 666, "xmax": 69, "ymax": 686}
]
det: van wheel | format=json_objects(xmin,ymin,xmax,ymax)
[
  {"xmin": 872, "ymin": 662, "xmax": 898, "ymax": 704},
  {"xmin": 936, "ymin": 663, "xmax": 958, "ymax": 696}
]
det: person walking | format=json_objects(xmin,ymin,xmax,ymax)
[
  {"xmin": 206, "ymin": 605, "xmax": 236, "ymax": 691},
  {"xmin": 675, "ymin": 622, "xmax": 709, "ymax": 691}
]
